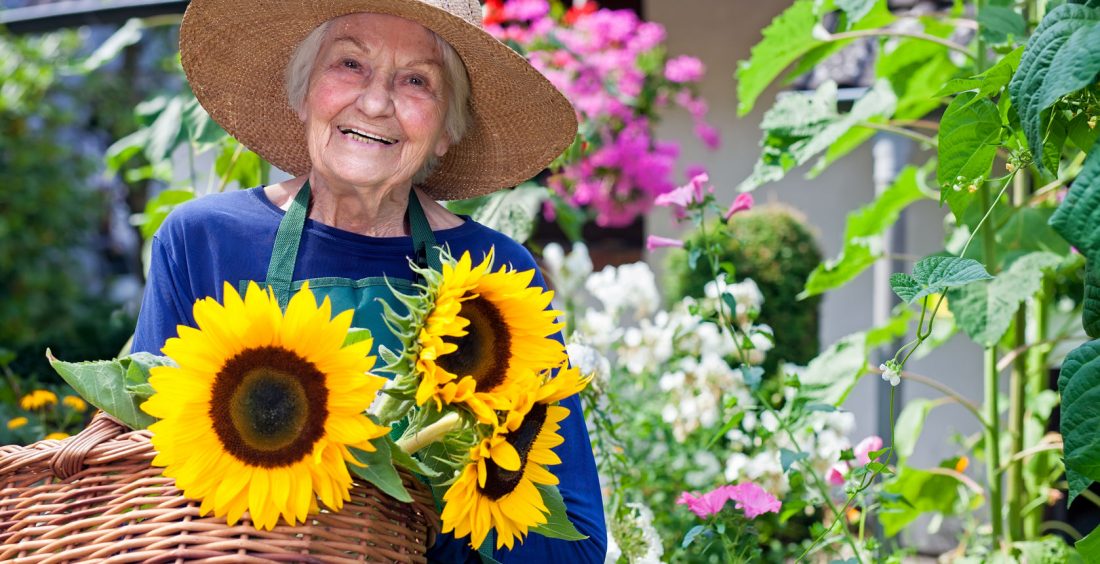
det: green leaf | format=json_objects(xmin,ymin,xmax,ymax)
[
  {"xmin": 79, "ymin": 18, "xmax": 144, "ymax": 72},
  {"xmin": 937, "ymin": 93, "xmax": 1002, "ymax": 220},
  {"xmin": 1069, "ymin": 111, "xmax": 1100, "ymax": 153},
  {"xmin": 894, "ymin": 398, "xmax": 936, "ymax": 461},
  {"xmin": 1008, "ymin": 2, "xmax": 1100, "ymax": 172},
  {"xmin": 740, "ymin": 365, "xmax": 764, "ymax": 390},
  {"xmin": 343, "ymin": 327, "xmax": 373, "ymax": 348},
  {"xmin": 802, "ymin": 165, "xmax": 926, "ymax": 297},
  {"xmin": 182, "ymin": 96, "xmax": 226, "ymax": 151},
  {"xmin": 837, "ymin": 0, "xmax": 877, "ymax": 25},
  {"xmin": 682, "ymin": 524, "xmax": 708, "ymax": 548},
  {"xmin": 47, "ymin": 350, "xmax": 163, "ymax": 430},
  {"xmin": 801, "ymin": 333, "xmax": 869, "ymax": 406},
  {"xmin": 780, "ymin": 448, "xmax": 809, "ymax": 473},
  {"xmin": 1042, "ymin": 110, "xmax": 1071, "ymax": 174},
  {"xmin": 1051, "ymin": 146, "xmax": 1100, "ymax": 262},
  {"xmin": 879, "ymin": 465, "xmax": 977, "ymax": 536},
  {"xmin": 935, "ymin": 46, "xmax": 1024, "ymax": 101},
  {"xmin": 736, "ymin": 0, "xmax": 824, "ymax": 116},
  {"xmin": 214, "ymin": 139, "xmax": 265, "ymax": 190},
  {"xmin": 467, "ymin": 183, "xmax": 547, "ymax": 245},
  {"xmin": 996, "ymin": 206, "xmax": 1072, "ymax": 256},
  {"xmin": 1058, "ymin": 339, "xmax": 1100, "ymax": 505},
  {"xmin": 385, "ymin": 435, "xmax": 441, "ymax": 478},
  {"xmin": 979, "ymin": 5, "xmax": 1028, "ymax": 44},
  {"xmin": 145, "ymin": 95, "xmax": 187, "ymax": 166},
  {"xmin": 134, "ymin": 189, "xmax": 195, "ymax": 239},
  {"xmin": 739, "ymin": 80, "xmax": 897, "ymax": 192},
  {"xmin": 1086, "ymin": 261, "xmax": 1100, "ymax": 338},
  {"xmin": 1078, "ymin": 524, "xmax": 1100, "ymax": 563},
  {"xmin": 348, "ymin": 438, "xmax": 413, "ymax": 503},
  {"xmin": 894, "ymin": 256, "xmax": 995, "ymax": 304},
  {"xmin": 948, "ymin": 252, "xmax": 1063, "ymax": 346},
  {"xmin": 530, "ymin": 484, "xmax": 587, "ymax": 541}
]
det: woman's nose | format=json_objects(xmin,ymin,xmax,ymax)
[{"xmin": 356, "ymin": 75, "xmax": 395, "ymax": 117}]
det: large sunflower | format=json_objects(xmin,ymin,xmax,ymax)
[
  {"xmin": 141, "ymin": 281, "xmax": 390, "ymax": 530},
  {"xmin": 439, "ymin": 364, "xmax": 590, "ymax": 550},
  {"xmin": 415, "ymin": 249, "xmax": 565, "ymax": 424}
]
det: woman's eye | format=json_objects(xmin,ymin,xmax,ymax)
[
  {"xmin": 341, "ymin": 59, "xmax": 360, "ymax": 70},
  {"xmin": 407, "ymin": 75, "xmax": 427, "ymax": 87}
]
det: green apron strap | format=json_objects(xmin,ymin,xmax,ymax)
[
  {"xmin": 407, "ymin": 190, "xmax": 442, "ymax": 272},
  {"xmin": 265, "ymin": 180, "xmax": 313, "ymax": 308},
  {"xmin": 264, "ymin": 181, "xmax": 440, "ymax": 307}
]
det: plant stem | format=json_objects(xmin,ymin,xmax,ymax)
[
  {"xmin": 825, "ymin": 29, "xmax": 975, "ymax": 60},
  {"xmin": 896, "ymin": 370, "xmax": 988, "ymax": 429},
  {"xmin": 856, "ymin": 121, "xmax": 938, "ymax": 147},
  {"xmin": 396, "ymin": 411, "xmax": 461, "ymax": 454},
  {"xmin": 1025, "ymin": 278, "xmax": 1052, "ymax": 539},
  {"xmin": 979, "ymin": 175, "xmax": 1006, "ymax": 547},
  {"xmin": 1006, "ymin": 305, "xmax": 1027, "ymax": 541}
]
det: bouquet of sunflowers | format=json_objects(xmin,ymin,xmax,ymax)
[{"xmin": 46, "ymin": 248, "xmax": 588, "ymax": 551}]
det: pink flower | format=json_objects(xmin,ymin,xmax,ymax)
[
  {"xmin": 827, "ymin": 465, "xmax": 847, "ymax": 486},
  {"xmin": 655, "ymin": 172, "xmax": 709, "ymax": 208},
  {"xmin": 694, "ymin": 122, "xmax": 721, "ymax": 150},
  {"xmin": 724, "ymin": 193, "xmax": 754, "ymax": 220},
  {"xmin": 665, "ymin": 55, "xmax": 705, "ymax": 83},
  {"xmin": 646, "ymin": 235, "xmax": 684, "ymax": 251},
  {"xmin": 853, "ymin": 435, "xmax": 884, "ymax": 466},
  {"xmin": 676, "ymin": 489, "xmax": 730, "ymax": 519},
  {"xmin": 723, "ymin": 483, "xmax": 782, "ymax": 519}
]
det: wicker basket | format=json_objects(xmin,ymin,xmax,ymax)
[{"xmin": 0, "ymin": 412, "xmax": 439, "ymax": 563}]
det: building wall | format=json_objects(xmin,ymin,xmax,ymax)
[{"xmin": 644, "ymin": 0, "xmax": 987, "ymax": 549}]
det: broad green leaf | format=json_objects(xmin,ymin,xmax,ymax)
[
  {"xmin": 467, "ymin": 183, "xmax": 547, "ymax": 245},
  {"xmin": 1042, "ymin": 110, "xmax": 1071, "ymax": 174},
  {"xmin": 182, "ymin": 96, "xmax": 226, "ymax": 152},
  {"xmin": 105, "ymin": 127, "xmax": 150, "ymax": 173},
  {"xmin": 145, "ymin": 95, "xmax": 187, "ymax": 166},
  {"xmin": 979, "ymin": 5, "xmax": 1028, "ymax": 44},
  {"xmin": 385, "ymin": 435, "xmax": 441, "ymax": 478},
  {"xmin": 948, "ymin": 252, "xmax": 1062, "ymax": 346},
  {"xmin": 736, "ymin": 0, "xmax": 824, "ymax": 116},
  {"xmin": 1078, "ymin": 524, "xmax": 1100, "ymax": 563},
  {"xmin": 933, "ymin": 46, "xmax": 1024, "ymax": 101},
  {"xmin": 134, "ymin": 189, "xmax": 195, "ymax": 239},
  {"xmin": 937, "ymin": 93, "xmax": 1002, "ymax": 220},
  {"xmin": 1068, "ymin": 111, "xmax": 1100, "ymax": 153},
  {"xmin": 780, "ymin": 448, "xmax": 809, "ymax": 473},
  {"xmin": 739, "ymin": 80, "xmax": 896, "ymax": 192},
  {"xmin": 802, "ymin": 165, "xmax": 926, "ymax": 297},
  {"xmin": 996, "ymin": 206, "xmax": 1072, "ymax": 256},
  {"xmin": 1051, "ymin": 146, "xmax": 1100, "ymax": 261},
  {"xmin": 214, "ymin": 138, "xmax": 265, "ymax": 189},
  {"xmin": 836, "ymin": 0, "xmax": 878, "ymax": 25},
  {"xmin": 682, "ymin": 525, "xmax": 707, "ymax": 548},
  {"xmin": 349, "ymin": 438, "xmax": 413, "ymax": 503},
  {"xmin": 47, "ymin": 350, "xmax": 163, "ymax": 430},
  {"xmin": 879, "ymin": 465, "xmax": 978, "ymax": 536},
  {"xmin": 530, "ymin": 484, "xmax": 587, "ymax": 541},
  {"xmin": 1086, "ymin": 260, "xmax": 1100, "ymax": 338},
  {"xmin": 801, "ymin": 316, "xmax": 909, "ymax": 406},
  {"xmin": 934, "ymin": 77, "xmax": 982, "ymax": 98},
  {"xmin": 894, "ymin": 398, "xmax": 936, "ymax": 461},
  {"xmin": 892, "ymin": 256, "xmax": 994, "ymax": 304},
  {"xmin": 79, "ymin": 18, "xmax": 144, "ymax": 72},
  {"xmin": 1008, "ymin": 2, "xmax": 1100, "ymax": 171},
  {"xmin": 1058, "ymin": 339, "xmax": 1100, "ymax": 505}
]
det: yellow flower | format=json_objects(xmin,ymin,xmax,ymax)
[
  {"xmin": 44, "ymin": 432, "xmax": 70, "ymax": 440},
  {"xmin": 6, "ymin": 417, "xmax": 28, "ymax": 430},
  {"xmin": 141, "ymin": 281, "xmax": 390, "ymax": 530},
  {"xmin": 20, "ymin": 389, "xmax": 58, "ymax": 410},
  {"xmin": 440, "ymin": 363, "xmax": 590, "ymax": 550},
  {"xmin": 415, "ymin": 250, "xmax": 565, "ymax": 424},
  {"xmin": 62, "ymin": 395, "xmax": 87, "ymax": 412}
]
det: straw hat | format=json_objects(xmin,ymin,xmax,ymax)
[{"xmin": 179, "ymin": 0, "xmax": 578, "ymax": 200}]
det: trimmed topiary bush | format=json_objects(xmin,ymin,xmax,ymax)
[{"xmin": 665, "ymin": 205, "xmax": 823, "ymax": 373}]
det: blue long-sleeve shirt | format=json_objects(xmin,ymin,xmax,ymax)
[{"xmin": 131, "ymin": 186, "xmax": 606, "ymax": 563}]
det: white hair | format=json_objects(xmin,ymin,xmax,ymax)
[{"xmin": 285, "ymin": 17, "xmax": 472, "ymax": 183}]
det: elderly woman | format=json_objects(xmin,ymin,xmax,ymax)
[{"xmin": 131, "ymin": 0, "xmax": 606, "ymax": 561}]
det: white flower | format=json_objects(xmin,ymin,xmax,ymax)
[
  {"xmin": 624, "ymin": 503, "xmax": 664, "ymax": 563},
  {"xmin": 585, "ymin": 262, "xmax": 659, "ymax": 317},
  {"xmin": 880, "ymin": 362, "xmax": 901, "ymax": 387},
  {"xmin": 566, "ymin": 342, "xmax": 609, "ymax": 381},
  {"xmin": 604, "ymin": 533, "xmax": 622, "ymax": 564}
]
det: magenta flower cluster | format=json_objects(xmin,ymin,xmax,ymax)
[
  {"xmin": 484, "ymin": 1, "xmax": 718, "ymax": 227},
  {"xmin": 677, "ymin": 482, "xmax": 782, "ymax": 520}
]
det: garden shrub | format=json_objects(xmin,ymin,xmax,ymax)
[{"xmin": 665, "ymin": 205, "xmax": 823, "ymax": 372}]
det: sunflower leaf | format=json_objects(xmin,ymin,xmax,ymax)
[
  {"xmin": 385, "ymin": 435, "xmax": 441, "ymax": 478},
  {"xmin": 349, "ymin": 440, "xmax": 414, "ymax": 503},
  {"xmin": 47, "ymin": 350, "xmax": 160, "ymax": 430},
  {"xmin": 343, "ymin": 327, "xmax": 373, "ymax": 348},
  {"xmin": 530, "ymin": 484, "xmax": 587, "ymax": 542}
]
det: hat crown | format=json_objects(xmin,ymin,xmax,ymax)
[{"xmin": 422, "ymin": 0, "xmax": 482, "ymax": 27}]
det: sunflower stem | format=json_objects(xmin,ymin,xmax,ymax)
[
  {"xmin": 397, "ymin": 411, "xmax": 462, "ymax": 454},
  {"xmin": 372, "ymin": 392, "xmax": 414, "ymax": 427}
]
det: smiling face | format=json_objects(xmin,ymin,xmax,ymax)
[{"xmin": 301, "ymin": 13, "xmax": 451, "ymax": 192}]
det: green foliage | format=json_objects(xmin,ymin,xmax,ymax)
[
  {"xmin": 665, "ymin": 207, "xmax": 823, "ymax": 370},
  {"xmin": 948, "ymin": 252, "xmax": 1063, "ymax": 346},
  {"xmin": 1078, "ymin": 524, "xmax": 1100, "ymax": 563},
  {"xmin": 1057, "ymin": 339, "xmax": 1100, "ymax": 504},
  {"xmin": 47, "ymin": 351, "xmax": 167, "ymax": 430},
  {"xmin": 739, "ymin": 80, "xmax": 897, "ymax": 192},
  {"xmin": 1008, "ymin": 1, "xmax": 1100, "ymax": 172},
  {"xmin": 349, "ymin": 436, "xmax": 413, "ymax": 503},
  {"xmin": 735, "ymin": 0, "xmax": 823, "ymax": 117},
  {"xmin": 444, "ymin": 182, "xmax": 547, "ymax": 244},
  {"xmin": 1051, "ymin": 147, "xmax": 1100, "ymax": 260},
  {"xmin": 802, "ymin": 164, "xmax": 927, "ymax": 298},
  {"xmin": 889, "ymin": 256, "xmax": 994, "ymax": 304},
  {"xmin": 1085, "ymin": 261, "xmax": 1100, "ymax": 338},
  {"xmin": 879, "ymin": 464, "xmax": 982, "ymax": 537},
  {"xmin": 937, "ymin": 93, "xmax": 1003, "ymax": 221},
  {"xmin": 893, "ymin": 398, "xmax": 936, "ymax": 461},
  {"xmin": 530, "ymin": 484, "xmax": 588, "ymax": 541}
]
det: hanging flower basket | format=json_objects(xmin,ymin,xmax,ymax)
[{"xmin": 0, "ymin": 412, "xmax": 440, "ymax": 563}]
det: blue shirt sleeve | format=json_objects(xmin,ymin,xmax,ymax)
[{"xmin": 131, "ymin": 233, "xmax": 197, "ymax": 354}]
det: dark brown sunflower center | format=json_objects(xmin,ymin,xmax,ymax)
[
  {"xmin": 437, "ymin": 296, "xmax": 511, "ymax": 392},
  {"xmin": 210, "ymin": 346, "xmax": 329, "ymax": 468},
  {"xmin": 481, "ymin": 402, "xmax": 548, "ymax": 500}
]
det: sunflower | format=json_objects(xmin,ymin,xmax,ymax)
[
  {"xmin": 414, "ymin": 249, "xmax": 565, "ymax": 424},
  {"xmin": 439, "ymin": 364, "xmax": 590, "ymax": 550},
  {"xmin": 141, "ymin": 281, "xmax": 390, "ymax": 530}
]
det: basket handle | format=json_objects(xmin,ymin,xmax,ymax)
[{"xmin": 50, "ymin": 411, "xmax": 129, "ymax": 480}]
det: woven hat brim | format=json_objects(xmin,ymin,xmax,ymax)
[{"xmin": 180, "ymin": 0, "xmax": 578, "ymax": 200}]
